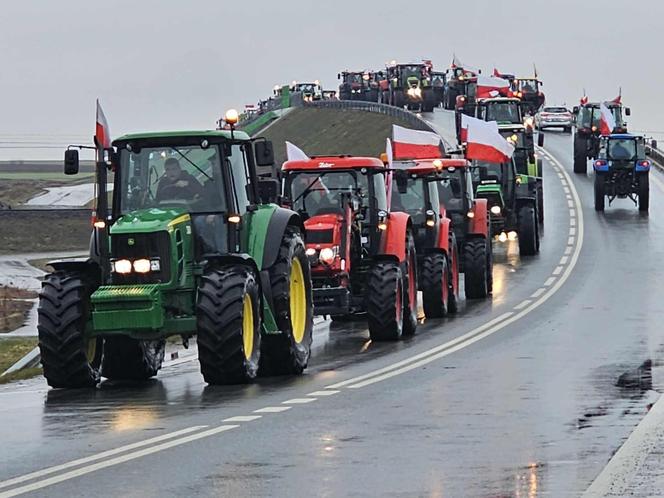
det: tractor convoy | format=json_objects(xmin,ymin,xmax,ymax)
[{"xmin": 38, "ymin": 55, "xmax": 653, "ymax": 390}]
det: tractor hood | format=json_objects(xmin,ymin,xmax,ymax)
[
  {"xmin": 111, "ymin": 208, "xmax": 190, "ymax": 235},
  {"xmin": 304, "ymin": 214, "xmax": 341, "ymax": 246},
  {"xmin": 476, "ymin": 184, "xmax": 505, "ymax": 208}
]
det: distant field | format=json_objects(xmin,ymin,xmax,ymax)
[{"xmin": 0, "ymin": 172, "xmax": 94, "ymax": 181}]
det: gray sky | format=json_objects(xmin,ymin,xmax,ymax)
[{"xmin": 2, "ymin": 0, "xmax": 663, "ymax": 159}]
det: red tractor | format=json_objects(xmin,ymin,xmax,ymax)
[
  {"xmin": 281, "ymin": 156, "xmax": 418, "ymax": 341},
  {"xmin": 431, "ymin": 158, "xmax": 493, "ymax": 298},
  {"xmin": 389, "ymin": 159, "xmax": 461, "ymax": 317}
]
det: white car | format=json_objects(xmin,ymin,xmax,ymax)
[{"xmin": 535, "ymin": 106, "xmax": 573, "ymax": 132}]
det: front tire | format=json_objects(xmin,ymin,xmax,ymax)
[
  {"xmin": 421, "ymin": 253, "xmax": 448, "ymax": 319},
  {"xmin": 638, "ymin": 174, "xmax": 649, "ymax": 212},
  {"xmin": 101, "ymin": 337, "xmax": 165, "ymax": 381},
  {"xmin": 518, "ymin": 205, "xmax": 539, "ymax": 256},
  {"xmin": 197, "ymin": 267, "xmax": 261, "ymax": 385},
  {"xmin": 463, "ymin": 238, "xmax": 488, "ymax": 299},
  {"xmin": 574, "ymin": 137, "xmax": 587, "ymax": 174},
  {"xmin": 260, "ymin": 228, "xmax": 313, "ymax": 376},
  {"xmin": 367, "ymin": 262, "xmax": 404, "ymax": 341},
  {"xmin": 38, "ymin": 271, "xmax": 101, "ymax": 388}
]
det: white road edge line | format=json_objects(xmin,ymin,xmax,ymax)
[
  {"xmin": 544, "ymin": 277, "xmax": 557, "ymax": 287},
  {"xmin": 308, "ymin": 390, "xmax": 340, "ymax": 396},
  {"xmin": 282, "ymin": 398, "xmax": 316, "ymax": 404},
  {"xmin": 330, "ymin": 147, "xmax": 584, "ymax": 391},
  {"xmin": 222, "ymin": 415, "xmax": 262, "ymax": 422},
  {"xmin": 0, "ymin": 425, "xmax": 208, "ymax": 491},
  {"xmin": 530, "ymin": 288, "xmax": 546, "ymax": 299},
  {"xmin": 253, "ymin": 406, "xmax": 292, "ymax": 413},
  {"xmin": 0, "ymin": 426, "xmax": 238, "ymax": 498},
  {"xmin": 514, "ymin": 300, "xmax": 532, "ymax": 310}
]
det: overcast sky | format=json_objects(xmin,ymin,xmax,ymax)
[{"xmin": 2, "ymin": 0, "xmax": 663, "ymax": 160}]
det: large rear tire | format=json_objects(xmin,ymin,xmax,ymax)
[
  {"xmin": 594, "ymin": 174, "xmax": 606, "ymax": 211},
  {"xmin": 38, "ymin": 271, "xmax": 101, "ymax": 388},
  {"xmin": 448, "ymin": 234, "xmax": 460, "ymax": 312},
  {"xmin": 367, "ymin": 262, "xmax": 404, "ymax": 341},
  {"xmin": 101, "ymin": 337, "xmax": 165, "ymax": 381},
  {"xmin": 638, "ymin": 174, "xmax": 650, "ymax": 212},
  {"xmin": 197, "ymin": 267, "xmax": 261, "ymax": 385},
  {"xmin": 421, "ymin": 253, "xmax": 448, "ymax": 319},
  {"xmin": 463, "ymin": 238, "xmax": 488, "ymax": 299},
  {"xmin": 518, "ymin": 205, "xmax": 539, "ymax": 256},
  {"xmin": 260, "ymin": 228, "xmax": 313, "ymax": 376},
  {"xmin": 573, "ymin": 137, "xmax": 587, "ymax": 174}
]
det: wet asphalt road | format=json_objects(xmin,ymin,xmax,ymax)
[{"xmin": 2, "ymin": 109, "xmax": 664, "ymax": 497}]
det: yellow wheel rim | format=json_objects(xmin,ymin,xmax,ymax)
[
  {"xmin": 85, "ymin": 338, "xmax": 97, "ymax": 364},
  {"xmin": 289, "ymin": 258, "xmax": 307, "ymax": 344},
  {"xmin": 242, "ymin": 295, "xmax": 254, "ymax": 360}
]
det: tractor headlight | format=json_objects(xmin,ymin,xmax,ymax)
[
  {"xmin": 306, "ymin": 247, "xmax": 317, "ymax": 257},
  {"xmin": 467, "ymin": 211, "xmax": 475, "ymax": 219},
  {"xmin": 425, "ymin": 209, "xmax": 436, "ymax": 227},
  {"xmin": 319, "ymin": 247, "xmax": 337, "ymax": 265},
  {"xmin": 490, "ymin": 205, "xmax": 502, "ymax": 215},
  {"xmin": 133, "ymin": 259, "xmax": 151, "ymax": 274},
  {"xmin": 113, "ymin": 259, "xmax": 132, "ymax": 274},
  {"xmin": 150, "ymin": 259, "xmax": 161, "ymax": 272}
]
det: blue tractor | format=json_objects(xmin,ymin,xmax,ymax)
[{"xmin": 593, "ymin": 134, "xmax": 651, "ymax": 212}]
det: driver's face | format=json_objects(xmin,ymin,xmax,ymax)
[{"xmin": 164, "ymin": 164, "xmax": 181, "ymax": 181}]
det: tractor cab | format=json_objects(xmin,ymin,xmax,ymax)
[
  {"xmin": 291, "ymin": 81, "xmax": 323, "ymax": 102},
  {"xmin": 513, "ymin": 78, "xmax": 545, "ymax": 114},
  {"xmin": 498, "ymin": 124, "xmax": 543, "ymax": 176},
  {"xmin": 444, "ymin": 67, "xmax": 477, "ymax": 110},
  {"xmin": 281, "ymin": 155, "xmax": 419, "ymax": 340},
  {"xmin": 431, "ymin": 71, "xmax": 447, "ymax": 106},
  {"xmin": 477, "ymin": 98, "xmax": 523, "ymax": 125},
  {"xmin": 572, "ymin": 101, "xmax": 630, "ymax": 173}
]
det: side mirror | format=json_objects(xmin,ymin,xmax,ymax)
[
  {"xmin": 538, "ymin": 133, "xmax": 544, "ymax": 147},
  {"xmin": 572, "ymin": 106, "xmax": 579, "ymax": 114},
  {"xmin": 254, "ymin": 141, "xmax": 275, "ymax": 167},
  {"xmin": 337, "ymin": 73, "xmax": 341, "ymax": 80},
  {"xmin": 64, "ymin": 149, "xmax": 80, "ymax": 175},
  {"xmin": 651, "ymin": 140, "xmax": 658, "ymax": 150},
  {"xmin": 625, "ymin": 107, "xmax": 631, "ymax": 116},
  {"xmin": 257, "ymin": 178, "xmax": 280, "ymax": 204}
]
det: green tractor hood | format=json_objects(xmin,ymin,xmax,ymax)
[
  {"xmin": 476, "ymin": 183, "xmax": 504, "ymax": 208},
  {"xmin": 110, "ymin": 208, "xmax": 190, "ymax": 235}
]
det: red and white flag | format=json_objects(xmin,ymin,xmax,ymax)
[
  {"xmin": 464, "ymin": 116, "xmax": 514, "ymax": 163},
  {"xmin": 611, "ymin": 94, "xmax": 622, "ymax": 104},
  {"xmin": 95, "ymin": 99, "xmax": 111, "ymax": 149},
  {"xmin": 476, "ymin": 75, "xmax": 512, "ymax": 99},
  {"xmin": 286, "ymin": 141, "xmax": 310, "ymax": 161},
  {"xmin": 392, "ymin": 125, "xmax": 443, "ymax": 159},
  {"xmin": 385, "ymin": 138, "xmax": 393, "ymax": 207},
  {"xmin": 451, "ymin": 55, "xmax": 464, "ymax": 69},
  {"xmin": 580, "ymin": 95, "xmax": 589, "ymax": 105},
  {"xmin": 599, "ymin": 102, "xmax": 616, "ymax": 136}
]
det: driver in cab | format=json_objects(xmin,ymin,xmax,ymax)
[{"xmin": 156, "ymin": 158, "xmax": 204, "ymax": 201}]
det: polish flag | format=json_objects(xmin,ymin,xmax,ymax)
[
  {"xmin": 611, "ymin": 94, "xmax": 622, "ymax": 104},
  {"xmin": 599, "ymin": 102, "xmax": 616, "ymax": 136},
  {"xmin": 392, "ymin": 125, "xmax": 443, "ymax": 159},
  {"xmin": 385, "ymin": 138, "xmax": 393, "ymax": 207},
  {"xmin": 286, "ymin": 141, "xmax": 310, "ymax": 161},
  {"xmin": 476, "ymin": 75, "xmax": 512, "ymax": 99},
  {"xmin": 451, "ymin": 55, "xmax": 464, "ymax": 69},
  {"xmin": 580, "ymin": 95, "xmax": 589, "ymax": 105},
  {"xmin": 464, "ymin": 116, "xmax": 514, "ymax": 163},
  {"xmin": 95, "ymin": 99, "xmax": 111, "ymax": 149}
]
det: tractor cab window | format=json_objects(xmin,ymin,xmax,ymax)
[
  {"xmin": 227, "ymin": 144, "xmax": 250, "ymax": 213},
  {"xmin": 371, "ymin": 172, "xmax": 388, "ymax": 212},
  {"xmin": 473, "ymin": 161, "xmax": 505, "ymax": 185},
  {"xmin": 607, "ymin": 139, "xmax": 637, "ymax": 161},
  {"xmin": 500, "ymin": 130, "xmax": 526, "ymax": 149},
  {"xmin": 287, "ymin": 170, "xmax": 370, "ymax": 217},
  {"xmin": 119, "ymin": 145, "xmax": 226, "ymax": 215},
  {"xmin": 519, "ymin": 79, "xmax": 538, "ymax": 92},
  {"xmin": 578, "ymin": 107, "xmax": 596, "ymax": 128},
  {"xmin": 486, "ymin": 104, "xmax": 521, "ymax": 124},
  {"xmin": 390, "ymin": 175, "xmax": 427, "ymax": 224},
  {"xmin": 436, "ymin": 170, "xmax": 465, "ymax": 213}
]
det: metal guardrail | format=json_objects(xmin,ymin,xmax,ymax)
[
  {"xmin": 303, "ymin": 100, "xmax": 438, "ymax": 133},
  {"xmin": 646, "ymin": 144, "xmax": 664, "ymax": 168}
]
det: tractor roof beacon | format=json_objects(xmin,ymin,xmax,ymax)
[
  {"xmin": 282, "ymin": 155, "xmax": 418, "ymax": 341},
  {"xmin": 593, "ymin": 133, "xmax": 650, "ymax": 212},
  {"xmin": 42, "ymin": 120, "xmax": 314, "ymax": 388}
]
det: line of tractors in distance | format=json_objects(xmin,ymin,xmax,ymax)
[{"xmin": 36, "ymin": 56, "xmax": 652, "ymax": 391}]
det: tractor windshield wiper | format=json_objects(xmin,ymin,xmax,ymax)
[
  {"xmin": 292, "ymin": 173, "xmax": 325, "ymax": 204},
  {"xmin": 170, "ymin": 147, "xmax": 213, "ymax": 182}
]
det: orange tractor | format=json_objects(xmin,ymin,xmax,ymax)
[{"xmin": 281, "ymin": 156, "xmax": 418, "ymax": 341}]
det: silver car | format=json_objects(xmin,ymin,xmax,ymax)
[{"xmin": 535, "ymin": 106, "xmax": 573, "ymax": 132}]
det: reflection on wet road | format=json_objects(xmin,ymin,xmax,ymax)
[{"xmin": 1, "ymin": 111, "xmax": 664, "ymax": 497}]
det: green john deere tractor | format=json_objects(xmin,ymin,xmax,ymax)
[{"xmin": 38, "ymin": 124, "xmax": 313, "ymax": 388}]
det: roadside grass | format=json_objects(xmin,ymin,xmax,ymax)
[
  {"xmin": 0, "ymin": 172, "xmax": 94, "ymax": 181},
  {"xmin": 0, "ymin": 337, "xmax": 40, "ymax": 384},
  {"xmin": 0, "ymin": 286, "xmax": 38, "ymax": 334},
  {"xmin": 0, "ymin": 214, "xmax": 91, "ymax": 254}
]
